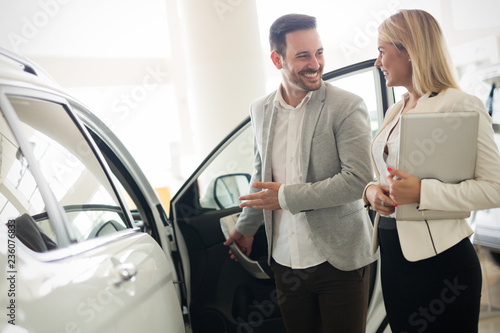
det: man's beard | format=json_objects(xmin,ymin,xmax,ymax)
[{"xmin": 287, "ymin": 67, "xmax": 323, "ymax": 92}]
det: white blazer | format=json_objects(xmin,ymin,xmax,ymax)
[{"xmin": 364, "ymin": 88, "xmax": 500, "ymax": 261}]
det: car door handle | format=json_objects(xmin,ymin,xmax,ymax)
[{"xmin": 109, "ymin": 261, "xmax": 137, "ymax": 288}]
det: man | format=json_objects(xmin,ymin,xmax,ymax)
[{"xmin": 224, "ymin": 14, "xmax": 377, "ymax": 332}]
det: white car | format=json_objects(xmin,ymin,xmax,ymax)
[{"xmin": 0, "ymin": 49, "xmax": 390, "ymax": 333}]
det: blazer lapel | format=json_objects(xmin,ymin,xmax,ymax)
[{"xmin": 301, "ymin": 82, "xmax": 326, "ymax": 179}]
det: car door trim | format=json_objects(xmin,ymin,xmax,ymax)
[{"xmin": 17, "ymin": 227, "xmax": 143, "ymax": 262}]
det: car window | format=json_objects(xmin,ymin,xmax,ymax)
[
  {"xmin": 326, "ymin": 66, "xmax": 384, "ymax": 137},
  {"xmin": 393, "ymin": 86, "xmax": 407, "ymax": 104},
  {"xmin": 3, "ymin": 95, "xmax": 130, "ymax": 249},
  {"xmin": 0, "ymin": 108, "xmax": 58, "ymax": 252},
  {"xmin": 198, "ymin": 124, "xmax": 253, "ymax": 210}
]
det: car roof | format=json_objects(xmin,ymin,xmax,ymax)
[{"xmin": 0, "ymin": 47, "xmax": 63, "ymax": 91}]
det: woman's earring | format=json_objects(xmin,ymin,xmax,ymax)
[{"xmin": 408, "ymin": 58, "xmax": 411, "ymax": 62}]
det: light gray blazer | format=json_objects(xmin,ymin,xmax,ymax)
[{"xmin": 236, "ymin": 81, "xmax": 378, "ymax": 271}]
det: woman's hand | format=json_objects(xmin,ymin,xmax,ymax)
[
  {"xmin": 386, "ymin": 168, "xmax": 421, "ymax": 205},
  {"xmin": 365, "ymin": 184, "xmax": 397, "ymax": 215}
]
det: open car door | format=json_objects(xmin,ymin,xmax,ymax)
[{"xmin": 169, "ymin": 119, "xmax": 283, "ymax": 333}]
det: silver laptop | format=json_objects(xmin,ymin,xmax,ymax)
[{"xmin": 396, "ymin": 111, "xmax": 479, "ymax": 220}]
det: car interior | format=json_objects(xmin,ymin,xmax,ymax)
[
  {"xmin": 173, "ymin": 179, "xmax": 285, "ymax": 332},
  {"xmin": 13, "ymin": 213, "xmax": 57, "ymax": 252}
]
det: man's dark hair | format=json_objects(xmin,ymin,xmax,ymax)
[{"xmin": 269, "ymin": 14, "xmax": 317, "ymax": 57}]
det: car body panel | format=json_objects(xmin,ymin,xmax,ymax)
[{"xmin": 1, "ymin": 227, "xmax": 184, "ymax": 332}]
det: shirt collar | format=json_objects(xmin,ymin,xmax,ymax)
[{"xmin": 274, "ymin": 85, "xmax": 313, "ymax": 110}]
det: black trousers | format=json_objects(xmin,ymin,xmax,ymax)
[
  {"xmin": 270, "ymin": 260, "xmax": 370, "ymax": 333},
  {"xmin": 378, "ymin": 217, "xmax": 482, "ymax": 333}
]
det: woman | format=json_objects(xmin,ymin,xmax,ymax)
[{"xmin": 364, "ymin": 9, "xmax": 500, "ymax": 332}]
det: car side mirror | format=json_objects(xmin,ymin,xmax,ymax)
[{"xmin": 213, "ymin": 173, "xmax": 251, "ymax": 209}]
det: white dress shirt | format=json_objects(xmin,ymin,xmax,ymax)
[{"xmin": 271, "ymin": 87, "xmax": 327, "ymax": 269}]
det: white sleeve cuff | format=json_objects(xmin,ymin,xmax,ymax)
[{"xmin": 278, "ymin": 184, "xmax": 289, "ymax": 210}]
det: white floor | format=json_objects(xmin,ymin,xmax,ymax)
[{"xmin": 478, "ymin": 247, "xmax": 500, "ymax": 333}]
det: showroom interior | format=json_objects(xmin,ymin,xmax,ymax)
[{"xmin": 1, "ymin": 0, "xmax": 499, "ymax": 331}]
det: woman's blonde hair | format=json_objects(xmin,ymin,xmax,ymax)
[{"xmin": 378, "ymin": 9, "xmax": 459, "ymax": 96}]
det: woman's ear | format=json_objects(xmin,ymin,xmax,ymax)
[{"xmin": 270, "ymin": 51, "xmax": 283, "ymax": 69}]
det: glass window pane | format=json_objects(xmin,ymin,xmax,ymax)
[
  {"xmin": 393, "ymin": 86, "xmax": 407, "ymax": 104},
  {"xmin": 327, "ymin": 68, "xmax": 383, "ymax": 137},
  {"xmin": 7, "ymin": 96, "xmax": 129, "ymax": 243},
  {"xmin": 198, "ymin": 125, "xmax": 253, "ymax": 210},
  {"xmin": 0, "ymin": 105, "xmax": 57, "ymax": 251}
]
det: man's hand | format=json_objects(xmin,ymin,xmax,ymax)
[
  {"xmin": 223, "ymin": 229, "xmax": 254, "ymax": 261},
  {"xmin": 239, "ymin": 182, "xmax": 282, "ymax": 210},
  {"xmin": 365, "ymin": 184, "xmax": 397, "ymax": 215}
]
